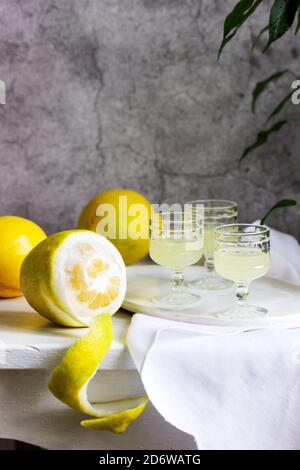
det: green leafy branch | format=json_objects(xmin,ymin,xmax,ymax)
[
  {"xmin": 219, "ymin": 1, "xmax": 300, "ymax": 227},
  {"xmin": 220, "ymin": 1, "xmax": 300, "ymax": 162},
  {"xmin": 240, "ymin": 120, "xmax": 288, "ymax": 162},
  {"xmin": 239, "ymin": 71, "xmax": 300, "ymax": 162},
  {"xmin": 260, "ymin": 198, "xmax": 298, "ymax": 224},
  {"xmin": 218, "ymin": 0, "xmax": 263, "ymax": 59},
  {"xmin": 219, "ymin": 0, "xmax": 300, "ymax": 59},
  {"xmin": 251, "ymin": 69, "xmax": 295, "ymax": 112},
  {"xmin": 265, "ymin": 0, "xmax": 300, "ymax": 49}
]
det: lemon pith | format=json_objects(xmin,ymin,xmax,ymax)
[
  {"xmin": 49, "ymin": 314, "xmax": 148, "ymax": 432},
  {"xmin": 21, "ymin": 229, "xmax": 147, "ymax": 431},
  {"xmin": 20, "ymin": 230, "xmax": 126, "ymax": 327}
]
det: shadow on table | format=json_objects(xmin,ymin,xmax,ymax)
[{"xmin": 0, "ymin": 310, "xmax": 88, "ymax": 338}]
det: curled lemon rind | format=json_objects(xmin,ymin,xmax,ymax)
[{"xmin": 48, "ymin": 314, "xmax": 148, "ymax": 433}]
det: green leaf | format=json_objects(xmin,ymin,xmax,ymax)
[
  {"xmin": 218, "ymin": 0, "xmax": 263, "ymax": 59},
  {"xmin": 265, "ymin": 0, "xmax": 300, "ymax": 50},
  {"xmin": 260, "ymin": 199, "xmax": 297, "ymax": 225},
  {"xmin": 265, "ymin": 89, "xmax": 294, "ymax": 123},
  {"xmin": 296, "ymin": 8, "xmax": 300, "ymax": 33},
  {"xmin": 251, "ymin": 25, "xmax": 269, "ymax": 51},
  {"xmin": 252, "ymin": 69, "xmax": 290, "ymax": 112},
  {"xmin": 239, "ymin": 120, "xmax": 288, "ymax": 162}
]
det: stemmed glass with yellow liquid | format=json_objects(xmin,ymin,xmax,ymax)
[
  {"xmin": 185, "ymin": 200, "xmax": 238, "ymax": 290},
  {"xmin": 214, "ymin": 224, "xmax": 270, "ymax": 318},
  {"xmin": 149, "ymin": 211, "xmax": 204, "ymax": 308}
]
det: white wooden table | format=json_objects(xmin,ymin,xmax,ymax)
[{"xmin": 0, "ymin": 297, "xmax": 195, "ymax": 450}]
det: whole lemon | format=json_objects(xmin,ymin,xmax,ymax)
[
  {"xmin": 0, "ymin": 216, "xmax": 46, "ymax": 298},
  {"xmin": 77, "ymin": 189, "xmax": 151, "ymax": 265}
]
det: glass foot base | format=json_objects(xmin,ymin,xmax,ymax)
[
  {"xmin": 152, "ymin": 291, "xmax": 202, "ymax": 310},
  {"xmin": 216, "ymin": 304, "xmax": 268, "ymax": 319},
  {"xmin": 189, "ymin": 273, "xmax": 234, "ymax": 291}
]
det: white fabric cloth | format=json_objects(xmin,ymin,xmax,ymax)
[
  {"xmin": 127, "ymin": 227, "xmax": 300, "ymax": 450},
  {"xmin": 255, "ymin": 221, "xmax": 300, "ymax": 285}
]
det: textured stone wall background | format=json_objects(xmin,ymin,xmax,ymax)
[{"xmin": 0, "ymin": 0, "xmax": 299, "ymax": 237}]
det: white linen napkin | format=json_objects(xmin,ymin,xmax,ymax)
[
  {"xmin": 127, "ymin": 227, "xmax": 300, "ymax": 450},
  {"xmin": 254, "ymin": 221, "xmax": 300, "ymax": 285},
  {"xmin": 128, "ymin": 315, "xmax": 300, "ymax": 450}
]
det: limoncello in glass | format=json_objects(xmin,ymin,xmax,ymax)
[
  {"xmin": 214, "ymin": 249, "xmax": 270, "ymax": 284},
  {"xmin": 150, "ymin": 238, "xmax": 203, "ymax": 271},
  {"xmin": 150, "ymin": 211, "xmax": 204, "ymax": 308},
  {"xmin": 203, "ymin": 224, "xmax": 216, "ymax": 254},
  {"xmin": 185, "ymin": 200, "xmax": 238, "ymax": 290},
  {"xmin": 214, "ymin": 224, "xmax": 270, "ymax": 318}
]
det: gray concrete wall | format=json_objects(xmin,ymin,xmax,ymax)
[{"xmin": 0, "ymin": 0, "xmax": 299, "ymax": 237}]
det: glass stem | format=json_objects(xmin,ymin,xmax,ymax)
[
  {"xmin": 204, "ymin": 256, "xmax": 215, "ymax": 273},
  {"xmin": 171, "ymin": 270, "xmax": 184, "ymax": 293},
  {"xmin": 236, "ymin": 283, "xmax": 249, "ymax": 308}
]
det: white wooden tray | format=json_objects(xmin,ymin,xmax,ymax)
[
  {"xmin": 123, "ymin": 264, "xmax": 300, "ymax": 326},
  {"xmin": 0, "ymin": 297, "xmax": 133, "ymax": 369}
]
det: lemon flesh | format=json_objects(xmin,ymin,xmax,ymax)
[
  {"xmin": 20, "ymin": 230, "xmax": 126, "ymax": 327},
  {"xmin": 49, "ymin": 314, "xmax": 148, "ymax": 433},
  {"xmin": 77, "ymin": 189, "xmax": 151, "ymax": 265},
  {"xmin": 0, "ymin": 216, "xmax": 46, "ymax": 298}
]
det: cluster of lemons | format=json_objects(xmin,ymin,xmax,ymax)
[{"xmin": 0, "ymin": 189, "xmax": 150, "ymax": 433}]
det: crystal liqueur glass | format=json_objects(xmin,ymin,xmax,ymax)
[
  {"xmin": 149, "ymin": 211, "xmax": 204, "ymax": 308},
  {"xmin": 214, "ymin": 224, "xmax": 270, "ymax": 318},
  {"xmin": 185, "ymin": 200, "xmax": 238, "ymax": 290}
]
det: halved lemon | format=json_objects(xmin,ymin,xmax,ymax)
[
  {"xmin": 21, "ymin": 231, "xmax": 147, "ymax": 431},
  {"xmin": 20, "ymin": 230, "xmax": 126, "ymax": 327}
]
